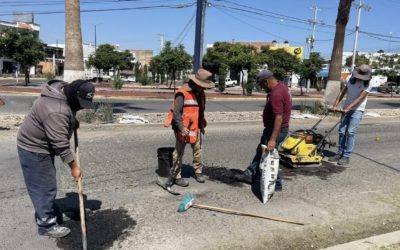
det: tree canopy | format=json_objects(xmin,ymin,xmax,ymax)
[
  {"xmin": 87, "ymin": 44, "xmax": 134, "ymax": 76},
  {"xmin": 0, "ymin": 28, "xmax": 45, "ymax": 85},
  {"xmin": 149, "ymin": 41, "xmax": 192, "ymax": 88}
]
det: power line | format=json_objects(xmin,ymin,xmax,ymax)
[
  {"xmin": 177, "ymin": 15, "xmax": 196, "ymax": 44},
  {"xmin": 0, "ymin": 2, "xmax": 196, "ymax": 15},
  {"xmin": 173, "ymin": 11, "xmax": 196, "ymax": 44},
  {"xmin": 214, "ymin": 6, "xmax": 304, "ymax": 46}
]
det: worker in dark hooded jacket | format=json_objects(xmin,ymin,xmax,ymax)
[{"xmin": 17, "ymin": 79, "xmax": 95, "ymax": 238}]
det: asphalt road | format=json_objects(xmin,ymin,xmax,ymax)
[
  {"xmin": 1, "ymin": 118, "xmax": 400, "ymax": 249},
  {"xmin": 1, "ymin": 94, "xmax": 399, "ymax": 114}
]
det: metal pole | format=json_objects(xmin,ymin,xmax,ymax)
[
  {"xmin": 94, "ymin": 25, "xmax": 97, "ymax": 48},
  {"xmin": 193, "ymin": 0, "xmax": 205, "ymax": 73},
  {"xmin": 351, "ymin": 0, "xmax": 363, "ymax": 70},
  {"xmin": 310, "ymin": 6, "xmax": 320, "ymax": 56}
]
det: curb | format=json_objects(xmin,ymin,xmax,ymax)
[{"xmin": 322, "ymin": 230, "xmax": 400, "ymax": 250}]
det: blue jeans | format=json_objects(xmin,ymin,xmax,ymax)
[
  {"xmin": 337, "ymin": 110, "xmax": 363, "ymax": 158},
  {"xmin": 17, "ymin": 147, "xmax": 58, "ymax": 234},
  {"xmin": 246, "ymin": 127, "xmax": 288, "ymax": 185}
]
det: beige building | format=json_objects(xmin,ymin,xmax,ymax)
[{"xmin": 131, "ymin": 50, "xmax": 154, "ymax": 66}]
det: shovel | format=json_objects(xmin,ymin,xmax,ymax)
[{"xmin": 74, "ymin": 128, "xmax": 87, "ymax": 250}]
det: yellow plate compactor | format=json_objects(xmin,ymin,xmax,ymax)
[{"xmin": 280, "ymin": 114, "xmax": 342, "ymax": 167}]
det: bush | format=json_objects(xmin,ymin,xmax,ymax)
[
  {"xmin": 112, "ymin": 76, "xmax": 124, "ymax": 89},
  {"xmin": 246, "ymin": 81, "xmax": 255, "ymax": 95},
  {"xmin": 43, "ymin": 72, "xmax": 55, "ymax": 81},
  {"xmin": 76, "ymin": 109, "xmax": 97, "ymax": 124},
  {"xmin": 97, "ymin": 103, "xmax": 114, "ymax": 123},
  {"xmin": 76, "ymin": 103, "xmax": 114, "ymax": 124}
]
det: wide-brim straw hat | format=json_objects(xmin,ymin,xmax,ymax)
[
  {"xmin": 188, "ymin": 68, "xmax": 214, "ymax": 89},
  {"xmin": 352, "ymin": 64, "xmax": 372, "ymax": 81}
]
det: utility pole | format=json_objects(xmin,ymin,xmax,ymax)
[
  {"xmin": 94, "ymin": 24, "xmax": 97, "ymax": 48},
  {"xmin": 389, "ymin": 31, "xmax": 393, "ymax": 52},
  {"xmin": 351, "ymin": 0, "xmax": 370, "ymax": 70},
  {"xmin": 305, "ymin": 6, "xmax": 320, "ymax": 93},
  {"xmin": 193, "ymin": 0, "xmax": 206, "ymax": 73},
  {"xmin": 308, "ymin": 6, "xmax": 320, "ymax": 57},
  {"xmin": 158, "ymin": 34, "xmax": 165, "ymax": 52}
]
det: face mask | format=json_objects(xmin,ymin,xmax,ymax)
[{"xmin": 63, "ymin": 80, "xmax": 87, "ymax": 111}]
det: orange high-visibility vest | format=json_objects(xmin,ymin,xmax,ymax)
[{"xmin": 164, "ymin": 86, "xmax": 205, "ymax": 144}]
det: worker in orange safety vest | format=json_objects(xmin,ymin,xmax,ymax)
[{"xmin": 164, "ymin": 68, "xmax": 214, "ymax": 187}]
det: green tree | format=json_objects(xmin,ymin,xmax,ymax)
[
  {"xmin": 298, "ymin": 52, "xmax": 325, "ymax": 94},
  {"xmin": 258, "ymin": 47, "xmax": 300, "ymax": 81},
  {"xmin": 134, "ymin": 62, "xmax": 142, "ymax": 83},
  {"xmin": 345, "ymin": 53, "xmax": 369, "ymax": 67},
  {"xmin": 87, "ymin": 44, "xmax": 134, "ymax": 79},
  {"xmin": 226, "ymin": 43, "xmax": 257, "ymax": 95},
  {"xmin": 149, "ymin": 55, "xmax": 166, "ymax": 84},
  {"xmin": 157, "ymin": 41, "xmax": 192, "ymax": 89},
  {"xmin": 0, "ymin": 29, "xmax": 45, "ymax": 85},
  {"xmin": 324, "ymin": 0, "xmax": 354, "ymax": 105},
  {"xmin": 202, "ymin": 42, "xmax": 231, "ymax": 92}
]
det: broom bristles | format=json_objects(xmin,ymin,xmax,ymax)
[{"xmin": 178, "ymin": 194, "xmax": 194, "ymax": 212}]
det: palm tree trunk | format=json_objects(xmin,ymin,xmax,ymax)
[
  {"xmin": 323, "ymin": 0, "xmax": 354, "ymax": 105},
  {"xmin": 64, "ymin": 0, "xmax": 85, "ymax": 82}
]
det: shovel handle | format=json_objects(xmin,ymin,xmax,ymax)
[
  {"xmin": 74, "ymin": 128, "xmax": 87, "ymax": 250},
  {"xmin": 191, "ymin": 203, "xmax": 304, "ymax": 225}
]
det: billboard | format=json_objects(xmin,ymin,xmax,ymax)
[{"xmin": 269, "ymin": 46, "xmax": 304, "ymax": 60}]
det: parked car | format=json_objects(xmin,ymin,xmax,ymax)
[
  {"xmin": 225, "ymin": 78, "xmax": 238, "ymax": 87},
  {"xmin": 378, "ymin": 82, "xmax": 399, "ymax": 94},
  {"xmin": 122, "ymin": 77, "xmax": 135, "ymax": 82}
]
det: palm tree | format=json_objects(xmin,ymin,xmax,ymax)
[
  {"xmin": 323, "ymin": 0, "xmax": 354, "ymax": 104},
  {"xmin": 64, "ymin": 0, "xmax": 85, "ymax": 82}
]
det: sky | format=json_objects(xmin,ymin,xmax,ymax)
[{"xmin": 0, "ymin": 0, "xmax": 399, "ymax": 59}]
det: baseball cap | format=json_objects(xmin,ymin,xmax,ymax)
[
  {"xmin": 256, "ymin": 70, "xmax": 274, "ymax": 85},
  {"xmin": 75, "ymin": 80, "xmax": 95, "ymax": 109}
]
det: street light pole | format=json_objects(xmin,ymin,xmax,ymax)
[
  {"xmin": 193, "ymin": 0, "xmax": 206, "ymax": 73},
  {"xmin": 351, "ymin": 0, "xmax": 370, "ymax": 70},
  {"xmin": 94, "ymin": 24, "xmax": 97, "ymax": 48}
]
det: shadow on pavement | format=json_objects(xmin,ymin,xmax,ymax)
[
  {"xmin": 179, "ymin": 164, "xmax": 244, "ymax": 187},
  {"xmin": 56, "ymin": 193, "xmax": 136, "ymax": 250}
]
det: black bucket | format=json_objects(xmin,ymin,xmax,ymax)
[{"xmin": 157, "ymin": 147, "xmax": 174, "ymax": 177}]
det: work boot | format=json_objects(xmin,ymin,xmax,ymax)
[
  {"xmin": 234, "ymin": 170, "xmax": 253, "ymax": 184},
  {"xmin": 39, "ymin": 225, "xmax": 71, "ymax": 238},
  {"xmin": 174, "ymin": 178, "xmax": 189, "ymax": 187},
  {"xmin": 194, "ymin": 173, "xmax": 205, "ymax": 183},
  {"xmin": 328, "ymin": 154, "xmax": 342, "ymax": 162},
  {"xmin": 338, "ymin": 156, "xmax": 350, "ymax": 166}
]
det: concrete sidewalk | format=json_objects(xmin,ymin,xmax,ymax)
[{"xmin": 323, "ymin": 230, "xmax": 400, "ymax": 250}]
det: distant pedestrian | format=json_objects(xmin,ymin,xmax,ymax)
[
  {"xmin": 329, "ymin": 64, "xmax": 373, "ymax": 165},
  {"xmin": 164, "ymin": 68, "xmax": 214, "ymax": 187},
  {"xmin": 0, "ymin": 98, "xmax": 4, "ymax": 107},
  {"xmin": 235, "ymin": 70, "xmax": 292, "ymax": 191},
  {"xmin": 17, "ymin": 79, "xmax": 95, "ymax": 238}
]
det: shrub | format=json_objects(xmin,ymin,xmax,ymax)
[
  {"xmin": 76, "ymin": 109, "xmax": 96, "ymax": 124},
  {"xmin": 112, "ymin": 76, "xmax": 124, "ymax": 89},
  {"xmin": 43, "ymin": 72, "xmax": 55, "ymax": 81},
  {"xmin": 246, "ymin": 81, "xmax": 254, "ymax": 95},
  {"xmin": 97, "ymin": 103, "xmax": 114, "ymax": 123}
]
